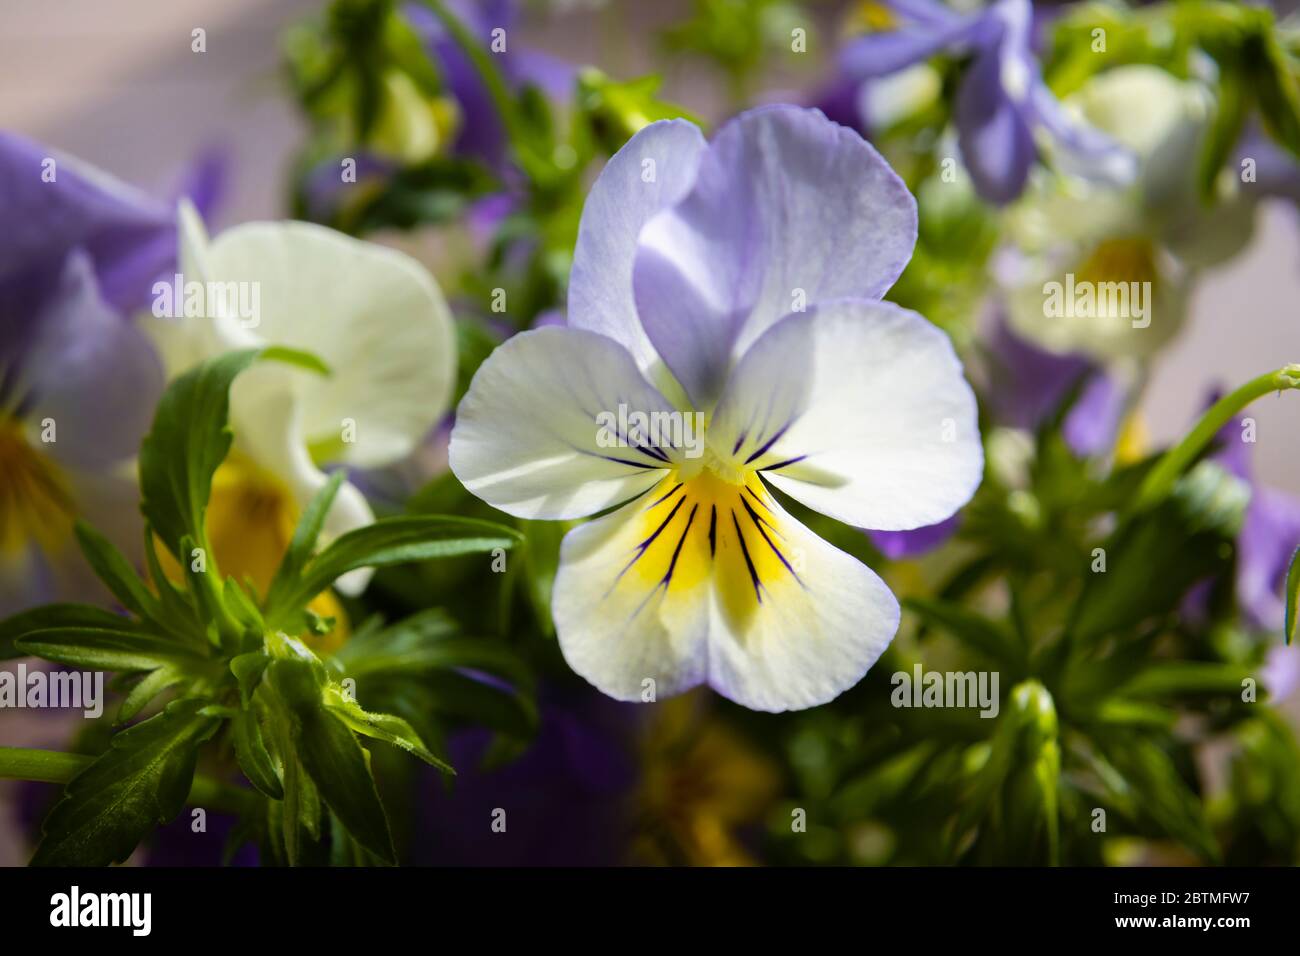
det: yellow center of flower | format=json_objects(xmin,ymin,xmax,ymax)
[
  {"xmin": 160, "ymin": 451, "xmax": 348, "ymax": 653},
  {"xmin": 620, "ymin": 462, "xmax": 801, "ymax": 634},
  {"xmin": 0, "ymin": 416, "xmax": 76, "ymax": 557},
  {"xmin": 1076, "ymin": 237, "xmax": 1158, "ymax": 294}
]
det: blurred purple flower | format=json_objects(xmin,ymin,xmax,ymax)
[
  {"xmin": 0, "ymin": 134, "xmax": 192, "ymax": 612},
  {"xmin": 404, "ymin": 0, "xmax": 575, "ymax": 169},
  {"xmin": 1206, "ymin": 390, "xmax": 1300, "ymax": 633},
  {"xmin": 839, "ymin": 0, "xmax": 1131, "ymax": 203},
  {"xmin": 409, "ymin": 693, "xmax": 637, "ymax": 865}
]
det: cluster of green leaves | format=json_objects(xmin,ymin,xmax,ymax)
[
  {"xmin": 759, "ymin": 368, "xmax": 1300, "ymax": 866},
  {"xmin": 1046, "ymin": 0, "xmax": 1300, "ymax": 198},
  {"xmin": 0, "ymin": 349, "xmax": 531, "ymax": 866}
]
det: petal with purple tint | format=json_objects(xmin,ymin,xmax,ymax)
[
  {"xmin": 18, "ymin": 251, "xmax": 164, "ymax": 470},
  {"xmin": 870, "ymin": 513, "xmax": 961, "ymax": 560},
  {"xmin": 708, "ymin": 299, "xmax": 982, "ymax": 532},
  {"xmin": 567, "ymin": 119, "xmax": 708, "ymax": 401},
  {"xmin": 632, "ymin": 106, "xmax": 917, "ymax": 407},
  {"xmin": 449, "ymin": 327, "xmax": 678, "ymax": 520},
  {"xmin": 1238, "ymin": 486, "xmax": 1300, "ymax": 633},
  {"xmin": 955, "ymin": 42, "xmax": 1036, "ymax": 204},
  {"xmin": 0, "ymin": 132, "xmax": 174, "ymax": 313},
  {"xmin": 839, "ymin": 16, "xmax": 983, "ymax": 80}
]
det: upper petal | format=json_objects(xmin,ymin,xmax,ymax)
[
  {"xmin": 567, "ymin": 118, "xmax": 708, "ymax": 396},
  {"xmin": 197, "ymin": 217, "xmax": 456, "ymax": 469},
  {"xmin": 449, "ymin": 327, "xmax": 679, "ymax": 520},
  {"xmin": 709, "ymin": 300, "xmax": 983, "ymax": 531},
  {"xmin": 0, "ymin": 132, "xmax": 174, "ymax": 313},
  {"xmin": 631, "ymin": 106, "xmax": 917, "ymax": 407}
]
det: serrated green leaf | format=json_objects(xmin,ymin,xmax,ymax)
[
  {"xmin": 17, "ymin": 627, "xmax": 207, "ymax": 673},
  {"xmin": 0, "ymin": 604, "xmax": 136, "ymax": 660},
  {"xmin": 30, "ymin": 698, "xmax": 221, "ymax": 866}
]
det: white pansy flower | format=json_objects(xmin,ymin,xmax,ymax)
[
  {"xmin": 450, "ymin": 106, "xmax": 983, "ymax": 712},
  {"xmin": 146, "ymin": 201, "xmax": 455, "ymax": 600},
  {"xmin": 1003, "ymin": 64, "xmax": 1256, "ymax": 360}
]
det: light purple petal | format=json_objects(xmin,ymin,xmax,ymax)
[
  {"xmin": 632, "ymin": 105, "xmax": 917, "ymax": 406},
  {"xmin": 870, "ymin": 513, "xmax": 961, "ymax": 559},
  {"xmin": 1238, "ymin": 486, "xmax": 1300, "ymax": 632},
  {"xmin": 982, "ymin": 315, "xmax": 1092, "ymax": 431},
  {"xmin": 19, "ymin": 251, "xmax": 164, "ymax": 469},
  {"xmin": 955, "ymin": 42, "xmax": 1036, "ymax": 204},
  {"xmin": 1062, "ymin": 372, "xmax": 1125, "ymax": 457},
  {"xmin": 567, "ymin": 119, "xmax": 708, "ymax": 381},
  {"xmin": 839, "ymin": 16, "xmax": 984, "ymax": 79},
  {"xmin": 0, "ymin": 132, "xmax": 174, "ymax": 314}
]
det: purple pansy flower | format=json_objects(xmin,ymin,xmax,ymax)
[
  {"xmin": 0, "ymin": 133, "xmax": 189, "ymax": 614},
  {"xmin": 839, "ymin": 0, "xmax": 1132, "ymax": 203},
  {"xmin": 450, "ymin": 105, "xmax": 983, "ymax": 712}
]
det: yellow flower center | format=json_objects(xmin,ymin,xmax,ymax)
[
  {"xmin": 0, "ymin": 416, "xmax": 76, "ymax": 557},
  {"xmin": 159, "ymin": 451, "xmax": 349, "ymax": 653},
  {"xmin": 621, "ymin": 462, "xmax": 801, "ymax": 634},
  {"xmin": 1076, "ymin": 237, "xmax": 1158, "ymax": 293}
]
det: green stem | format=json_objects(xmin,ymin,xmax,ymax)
[
  {"xmin": 0, "ymin": 746, "xmax": 258, "ymax": 816},
  {"xmin": 1134, "ymin": 364, "xmax": 1300, "ymax": 510},
  {"xmin": 419, "ymin": 0, "xmax": 520, "ymax": 146}
]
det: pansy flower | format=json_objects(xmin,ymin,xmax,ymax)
[
  {"xmin": 0, "ymin": 134, "xmax": 186, "ymax": 614},
  {"xmin": 839, "ymin": 0, "xmax": 1133, "ymax": 203},
  {"xmin": 1000, "ymin": 65, "xmax": 1255, "ymax": 360},
  {"xmin": 146, "ymin": 201, "xmax": 456, "ymax": 616},
  {"xmin": 451, "ymin": 105, "xmax": 983, "ymax": 711}
]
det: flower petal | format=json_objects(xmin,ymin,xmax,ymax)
[
  {"xmin": 195, "ymin": 217, "xmax": 456, "ymax": 468},
  {"xmin": 225, "ymin": 368, "xmax": 376, "ymax": 596},
  {"xmin": 955, "ymin": 42, "xmax": 1036, "ymax": 204},
  {"xmin": 0, "ymin": 132, "xmax": 174, "ymax": 313},
  {"xmin": 709, "ymin": 300, "xmax": 983, "ymax": 531},
  {"xmin": 449, "ymin": 327, "xmax": 679, "ymax": 520},
  {"xmin": 553, "ymin": 473, "xmax": 899, "ymax": 711},
  {"xmin": 567, "ymin": 118, "xmax": 708, "ymax": 397},
  {"xmin": 632, "ymin": 106, "xmax": 917, "ymax": 406},
  {"xmin": 19, "ymin": 251, "xmax": 164, "ymax": 469}
]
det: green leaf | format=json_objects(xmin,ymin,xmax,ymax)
[
  {"xmin": 1250, "ymin": 27, "xmax": 1300, "ymax": 157},
  {"xmin": 269, "ymin": 659, "xmax": 395, "ymax": 863},
  {"xmin": 1198, "ymin": 59, "xmax": 1250, "ymax": 199},
  {"xmin": 0, "ymin": 604, "xmax": 136, "ymax": 660},
  {"xmin": 265, "ymin": 471, "xmax": 346, "ymax": 612},
  {"xmin": 295, "ymin": 704, "xmax": 396, "ymax": 863},
  {"xmin": 138, "ymin": 347, "xmax": 326, "ymax": 559},
  {"xmin": 118, "ymin": 665, "xmax": 186, "ymax": 723},
  {"xmin": 72, "ymin": 523, "xmax": 159, "ymax": 621},
  {"xmin": 325, "ymin": 695, "xmax": 454, "ymax": 773},
  {"xmin": 233, "ymin": 707, "xmax": 284, "ymax": 800},
  {"xmin": 269, "ymin": 516, "xmax": 523, "ymax": 621},
  {"xmin": 903, "ymin": 598, "xmax": 1024, "ymax": 672},
  {"xmin": 1101, "ymin": 736, "xmax": 1220, "ymax": 863},
  {"xmin": 30, "ymin": 698, "xmax": 221, "ymax": 866},
  {"xmin": 17, "ymin": 627, "xmax": 207, "ymax": 673},
  {"xmin": 1285, "ymin": 546, "xmax": 1300, "ymax": 645}
]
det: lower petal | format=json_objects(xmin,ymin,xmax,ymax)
[{"xmin": 553, "ymin": 472, "xmax": 899, "ymax": 712}]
